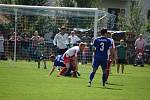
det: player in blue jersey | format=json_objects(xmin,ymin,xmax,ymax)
[
  {"xmin": 48, "ymin": 55, "xmax": 66, "ymax": 76},
  {"xmin": 88, "ymin": 29, "xmax": 114, "ymax": 87}
]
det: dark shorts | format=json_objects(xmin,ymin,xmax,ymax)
[
  {"xmin": 93, "ymin": 58, "xmax": 107, "ymax": 70},
  {"xmin": 117, "ymin": 59, "xmax": 125, "ymax": 64}
]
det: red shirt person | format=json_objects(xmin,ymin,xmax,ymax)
[{"xmin": 134, "ymin": 34, "xmax": 146, "ymax": 55}]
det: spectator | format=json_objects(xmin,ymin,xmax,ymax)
[
  {"xmin": 21, "ymin": 33, "xmax": 30, "ymax": 61},
  {"xmin": 81, "ymin": 32, "xmax": 92, "ymax": 63},
  {"xmin": 81, "ymin": 32, "xmax": 91, "ymax": 45},
  {"xmin": 116, "ymin": 39, "xmax": 127, "ymax": 74},
  {"xmin": 44, "ymin": 30, "xmax": 54, "ymax": 55},
  {"xmin": 68, "ymin": 31, "xmax": 81, "ymax": 46},
  {"xmin": 36, "ymin": 37, "xmax": 47, "ymax": 69},
  {"xmin": 30, "ymin": 31, "xmax": 41, "ymax": 60},
  {"xmin": 82, "ymin": 46, "xmax": 89, "ymax": 64},
  {"xmin": 135, "ymin": 34, "xmax": 146, "ymax": 55},
  {"xmin": 53, "ymin": 26, "xmax": 68, "ymax": 55},
  {"xmin": 9, "ymin": 32, "xmax": 22, "ymax": 60},
  {"xmin": 0, "ymin": 31, "xmax": 4, "ymax": 60}
]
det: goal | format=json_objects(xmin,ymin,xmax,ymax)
[{"xmin": 0, "ymin": 4, "xmax": 115, "ymax": 63}]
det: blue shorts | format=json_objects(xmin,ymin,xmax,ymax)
[
  {"xmin": 54, "ymin": 61, "xmax": 65, "ymax": 67},
  {"xmin": 92, "ymin": 58, "xmax": 107, "ymax": 70}
]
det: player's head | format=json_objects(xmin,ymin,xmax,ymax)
[
  {"xmin": 50, "ymin": 55, "xmax": 55, "ymax": 62},
  {"xmin": 60, "ymin": 26, "xmax": 66, "ymax": 33},
  {"xmin": 139, "ymin": 34, "xmax": 143, "ymax": 39},
  {"xmin": 120, "ymin": 39, "xmax": 124, "ymax": 45},
  {"xmin": 106, "ymin": 32, "xmax": 112, "ymax": 38},
  {"xmin": 101, "ymin": 29, "xmax": 107, "ymax": 36},
  {"xmin": 34, "ymin": 31, "xmax": 38, "ymax": 36},
  {"xmin": 79, "ymin": 42, "xmax": 86, "ymax": 51},
  {"xmin": 71, "ymin": 31, "xmax": 75, "ymax": 36}
]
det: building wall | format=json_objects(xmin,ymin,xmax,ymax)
[{"xmin": 144, "ymin": 0, "xmax": 150, "ymax": 19}]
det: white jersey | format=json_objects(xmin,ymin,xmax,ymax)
[
  {"xmin": 68, "ymin": 35, "xmax": 80, "ymax": 44},
  {"xmin": 64, "ymin": 46, "xmax": 80, "ymax": 57},
  {"xmin": 108, "ymin": 38, "xmax": 115, "ymax": 60},
  {"xmin": 53, "ymin": 33, "xmax": 68, "ymax": 49},
  {"xmin": 0, "ymin": 35, "xmax": 4, "ymax": 53}
]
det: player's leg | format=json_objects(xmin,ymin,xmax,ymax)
[
  {"xmin": 38, "ymin": 60, "xmax": 40, "ymax": 69},
  {"xmin": 57, "ymin": 67, "xmax": 67, "ymax": 77},
  {"xmin": 121, "ymin": 64, "xmax": 124, "ymax": 74},
  {"xmin": 63, "ymin": 63, "xmax": 72, "ymax": 76},
  {"xmin": 117, "ymin": 64, "xmax": 120, "ymax": 73},
  {"xmin": 117, "ymin": 59, "xmax": 120, "ymax": 73},
  {"xmin": 101, "ymin": 60, "xmax": 108, "ymax": 86},
  {"xmin": 43, "ymin": 60, "xmax": 47, "ymax": 69},
  {"xmin": 106, "ymin": 60, "xmax": 112, "ymax": 82},
  {"xmin": 88, "ymin": 67, "xmax": 98, "ymax": 87},
  {"xmin": 88, "ymin": 59, "xmax": 99, "ymax": 87}
]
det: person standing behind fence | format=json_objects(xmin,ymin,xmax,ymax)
[
  {"xmin": 36, "ymin": 37, "xmax": 47, "ymax": 69},
  {"xmin": 68, "ymin": 31, "xmax": 81, "ymax": 46},
  {"xmin": 31, "ymin": 31, "xmax": 41, "ymax": 60},
  {"xmin": 116, "ymin": 39, "xmax": 127, "ymax": 74},
  {"xmin": 44, "ymin": 30, "xmax": 54, "ymax": 55},
  {"xmin": 53, "ymin": 26, "xmax": 68, "ymax": 55},
  {"xmin": 0, "ymin": 31, "xmax": 4, "ymax": 60},
  {"xmin": 135, "ymin": 34, "xmax": 146, "ymax": 55}
]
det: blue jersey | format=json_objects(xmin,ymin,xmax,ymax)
[
  {"xmin": 54, "ymin": 55, "xmax": 65, "ymax": 67},
  {"xmin": 93, "ymin": 36, "xmax": 112, "ymax": 60}
]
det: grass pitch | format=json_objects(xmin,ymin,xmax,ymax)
[{"xmin": 0, "ymin": 61, "xmax": 150, "ymax": 100}]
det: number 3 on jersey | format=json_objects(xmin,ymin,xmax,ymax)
[{"xmin": 100, "ymin": 42, "xmax": 104, "ymax": 51}]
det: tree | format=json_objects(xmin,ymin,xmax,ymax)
[
  {"xmin": 117, "ymin": 0, "xmax": 146, "ymax": 35},
  {"xmin": 53, "ymin": 0, "xmax": 101, "ymax": 8},
  {"xmin": 0, "ymin": 0, "xmax": 47, "ymax": 5},
  {"xmin": 52, "ymin": 0, "xmax": 102, "ymax": 29}
]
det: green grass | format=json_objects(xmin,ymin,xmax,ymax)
[{"xmin": 0, "ymin": 61, "xmax": 150, "ymax": 100}]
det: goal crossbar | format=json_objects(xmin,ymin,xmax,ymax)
[{"xmin": 0, "ymin": 4, "xmax": 98, "ymax": 12}]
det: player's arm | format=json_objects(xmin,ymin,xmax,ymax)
[
  {"xmin": 48, "ymin": 66, "xmax": 56, "ymax": 76},
  {"xmin": 125, "ymin": 47, "xmax": 128, "ymax": 60},
  {"xmin": 112, "ymin": 40, "xmax": 116, "ymax": 61},
  {"xmin": 53, "ymin": 34, "xmax": 58, "ymax": 46},
  {"xmin": 115, "ymin": 47, "xmax": 118, "ymax": 60},
  {"xmin": 73, "ymin": 50, "xmax": 79, "ymax": 71},
  {"xmin": 110, "ymin": 48, "xmax": 114, "ymax": 62},
  {"xmin": 93, "ymin": 38, "xmax": 97, "ymax": 57},
  {"xmin": 109, "ymin": 41, "xmax": 115, "ymax": 62}
]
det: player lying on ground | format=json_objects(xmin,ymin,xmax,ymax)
[
  {"xmin": 48, "ymin": 55, "xmax": 65, "ymax": 77},
  {"xmin": 48, "ymin": 55, "xmax": 80, "ymax": 77},
  {"xmin": 62, "ymin": 42, "xmax": 86, "ymax": 77}
]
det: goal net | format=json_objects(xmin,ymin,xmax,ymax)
[{"xmin": 0, "ymin": 4, "xmax": 115, "ymax": 65}]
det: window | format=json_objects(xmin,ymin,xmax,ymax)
[{"xmin": 108, "ymin": 8, "xmax": 125, "ymax": 30}]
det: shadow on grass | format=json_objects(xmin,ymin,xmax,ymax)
[
  {"xmin": 106, "ymin": 83, "xmax": 124, "ymax": 86},
  {"xmin": 95, "ymin": 86, "xmax": 123, "ymax": 90}
]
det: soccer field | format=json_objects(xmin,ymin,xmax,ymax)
[{"xmin": 0, "ymin": 61, "xmax": 150, "ymax": 100}]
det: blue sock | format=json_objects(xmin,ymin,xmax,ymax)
[{"xmin": 89, "ymin": 72, "xmax": 96, "ymax": 82}]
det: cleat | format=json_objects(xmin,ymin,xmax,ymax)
[
  {"xmin": 87, "ymin": 82, "xmax": 91, "ymax": 87},
  {"xmin": 105, "ymin": 81, "xmax": 109, "ymax": 84},
  {"xmin": 103, "ymin": 82, "xmax": 105, "ymax": 87},
  {"xmin": 76, "ymin": 71, "xmax": 80, "ymax": 76}
]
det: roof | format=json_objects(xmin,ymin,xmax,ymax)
[{"xmin": 0, "ymin": 14, "xmax": 10, "ymax": 24}]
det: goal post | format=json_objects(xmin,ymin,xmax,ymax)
[{"xmin": 0, "ymin": 4, "xmax": 115, "ymax": 64}]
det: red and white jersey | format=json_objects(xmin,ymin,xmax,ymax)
[
  {"xmin": 64, "ymin": 46, "xmax": 80, "ymax": 57},
  {"xmin": 108, "ymin": 38, "xmax": 115, "ymax": 60},
  {"xmin": 108, "ymin": 38, "xmax": 115, "ymax": 49}
]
